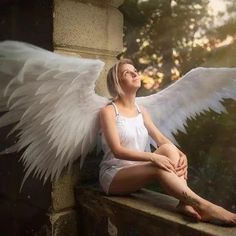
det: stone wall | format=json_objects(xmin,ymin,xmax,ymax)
[
  {"xmin": 53, "ymin": 0, "xmax": 124, "ymax": 96},
  {"xmin": 0, "ymin": 0, "xmax": 124, "ymax": 235}
]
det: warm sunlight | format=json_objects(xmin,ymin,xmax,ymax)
[
  {"xmin": 208, "ymin": 0, "xmax": 226, "ymax": 16},
  {"xmin": 208, "ymin": 0, "xmax": 233, "ymax": 26}
]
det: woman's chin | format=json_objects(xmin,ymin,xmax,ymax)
[{"xmin": 133, "ymin": 81, "xmax": 141, "ymax": 88}]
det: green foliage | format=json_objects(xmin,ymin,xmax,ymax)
[
  {"xmin": 120, "ymin": 0, "xmax": 211, "ymax": 86},
  {"xmin": 120, "ymin": 0, "xmax": 236, "ymax": 87},
  {"xmin": 175, "ymin": 100, "xmax": 236, "ymax": 210}
]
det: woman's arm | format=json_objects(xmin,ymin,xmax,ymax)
[
  {"xmin": 141, "ymin": 106, "xmax": 188, "ymax": 177},
  {"xmin": 140, "ymin": 106, "xmax": 173, "ymax": 147}
]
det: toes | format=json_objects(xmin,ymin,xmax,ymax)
[
  {"xmin": 194, "ymin": 212, "xmax": 202, "ymax": 221},
  {"xmin": 230, "ymin": 219, "xmax": 236, "ymax": 225},
  {"xmin": 186, "ymin": 208, "xmax": 201, "ymax": 220},
  {"xmin": 190, "ymin": 212, "xmax": 201, "ymax": 221},
  {"xmin": 177, "ymin": 205, "xmax": 201, "ymax": 221},
  {"xmin": 232, "ymin": 218, "xmax": 236, "ymax": 224}
]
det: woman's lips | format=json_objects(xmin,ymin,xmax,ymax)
[{"xmin": 133, "ymin": 77, "xmax": 140, "ymax": 81}]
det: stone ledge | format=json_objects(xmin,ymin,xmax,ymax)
[{"xmin": 76, "ymin": 184, "xmax": 236, "ymax": 236}]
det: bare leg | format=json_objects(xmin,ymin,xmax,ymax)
[
  {"xmin": 108, "ymin": 162, "xmax": 236, "ymax": 225},
  {"xmin": 152, "ymin": 163, "xmax": 236, "ymax": 225},
  {"xmin": 155, "ymin": 144, "xmax": 201, "ymax": 220}
]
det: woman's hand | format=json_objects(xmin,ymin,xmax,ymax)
[
  {"xmin": 176, "ymin": 150, "xmax": 188, "ymax": 179},
  {"xmin": 150, "ymin": 153, "xmax": 177, "ymax": 174}
]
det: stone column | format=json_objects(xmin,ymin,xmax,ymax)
[
  {"xmin": 51, "ymin": 0, "xmax": 124, "ymax": 235},
  {"xmin": 53, "ymin": 0, "xmax": 124, "ymax": 96}
]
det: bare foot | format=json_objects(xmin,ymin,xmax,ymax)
[
  {"xmin": 176, "ymin": 201, "xmax": 201, "ymax": 221},
  {"xmin": 197, "ymin": 203, "xmax": 236, "ymax": 226}
]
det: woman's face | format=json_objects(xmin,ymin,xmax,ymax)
[{"xmin": 118, "ymin": 63, "xmax": 141, "ymax": 92}]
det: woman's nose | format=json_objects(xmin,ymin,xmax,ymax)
[{"xmin": 131, "ymin": 71, "xmax": 139, "ymax": 77}]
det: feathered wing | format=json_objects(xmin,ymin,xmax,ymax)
[
  {"xmin": 0, "ymin": 40, "xmax": 109, "ymax": 186},
  {"xmin": 137, "ymin": 67, "xmax": 236, "ymax": 146}
]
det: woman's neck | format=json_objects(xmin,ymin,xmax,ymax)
[{"xmin": 115, "ymin": 93, "xmax": 136, "ymax": 109}]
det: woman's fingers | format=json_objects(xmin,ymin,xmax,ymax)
[
  {"xmin": 166, "ymin": 161, "xmax": 177, "ymax": 174},
  {"xmin": 178, "ymin": 155, "xmax": 184, "ymax": 167},
  {"xmin": 177, "ymin": 151, "xmax": 188, "ymax": 179},
  {"xmin": 154, "ymin": 155, "xmax": 179, "ymax": 174},
  {"xmin": 176, "ymin": 169, "xmax": 185, "ymax": 177},
  {"xmin": 184, "ymin": 168, "xmax": 188, "ymax": 180},
  {"xmin": 176, "ymin": 164, "xmax": 187, "ymax": 171},
  {"xmin": 178, "ymin": 152, "xmax": 188, "ymax": 169},
  {"xmin": 168, "ymin": 159, "xmax": 176, "ymax": 168},
  {"xmin": 176, "ymin": 166, "xmax": 188, "ymax": 178},
  {"xmin": 160, "ymin": 162, "xmax": 176, "ymax": 174}
]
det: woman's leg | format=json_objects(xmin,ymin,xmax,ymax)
[
  {"xmin": 109, "ymin": 162, "xmax": 204, "ymax": 204},
  {"xmin": 108, "ymin": 162, "xmax": 236, "ymax": 225},
  {"xmin": 154, "ymin": 144, "xmax": 199, "ymax": 218},
  {"xmin": 154, "ymin": 143, "xmax": 186, "ymax": 180},
  {"xmin": 108, "ymin": 162, "xmax": 158, "ymax": 195}
]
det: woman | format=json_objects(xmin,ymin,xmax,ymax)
[{"xmin": 99, "ymin": 58, "xmax": 236, "ymax": 225}]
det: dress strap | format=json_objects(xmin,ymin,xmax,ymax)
[
  {"xmin": 112, "ymin": 102, "xmax": 141, "ymax": 116},
  {"xmin": 135, "ymin": 103, "xmax": 141, "ymax": 113},
  {"xmin": 111, "ymin": 102, "xmax": 119, "ymax": 116}
]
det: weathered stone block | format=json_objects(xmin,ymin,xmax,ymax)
[
  {"xmin": 51, "ymin": 163, "xmax": 80, "ymax": 212},
  {"xmin": 53, "ymin": 0, "xmax": 123, "ymax": 54},
  {"xmin": 51, "ymin": 210, "xmax": 78, "ymax": 236}
]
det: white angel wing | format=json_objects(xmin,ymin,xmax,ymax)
[
  {"xmin": 0, "ymin": 40, "xmax": 109, "ymax": 186},
  {"xmin": 137, "ymin": 67, "xmax": 236, "ymax": 146}
]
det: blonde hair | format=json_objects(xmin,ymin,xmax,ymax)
[{"xmin": 107, "ymin": 58, "xmax": 133, "ymax": 99}]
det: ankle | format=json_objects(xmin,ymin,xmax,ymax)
[{"xmin": 195, "ymin": 200, "xmax": 212, "ymax": 212}]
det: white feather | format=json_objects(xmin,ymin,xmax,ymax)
[
  {"xmin": 137, "ymin": 67, "xmax": 236, "ymax": 144},
  {"xmin": 0, "ymin": 40, "xmax": 108, "ymax": 186}
]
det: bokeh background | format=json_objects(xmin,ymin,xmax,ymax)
[
  {"xmin": 119, "ymin": 0, "xmax": 236, "ymax": 212},
  {"xmin": 0, "ymin": 1, "xmax": 235, "ymax": 235}
]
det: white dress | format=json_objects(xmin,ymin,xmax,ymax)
[{"xmin": 99, "ymin": 102, "xmax": 150, "ymax": 195}]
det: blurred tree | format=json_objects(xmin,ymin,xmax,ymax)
[
  {"xmin": 120, "ymin": 0, "xmax": 211, "ymax": 89},
  {"xmin": 120, "ymin": 0, "xmax": 236, "ymax": 90},
  {"xmin": 120, "ymin": 0, "xmax": 236, "ymax": 211}
]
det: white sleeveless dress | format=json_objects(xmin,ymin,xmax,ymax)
[{"xmin": 99, "ymin": 102, "xmax": 150, "ymax": 195}]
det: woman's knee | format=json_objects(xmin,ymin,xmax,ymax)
[
  {"xmin": 155, "ymin": 143, "xmax": 180, "ymax": 165},
  {"xmin": 155, "ymin": 143, "xmax": 178, "ymax": 157}
]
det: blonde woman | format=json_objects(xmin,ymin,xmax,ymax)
[{"xmin": 99, "ymin": 59, "xmax": 236, "ymax": 226}]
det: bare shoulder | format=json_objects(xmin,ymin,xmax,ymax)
[
  {"xmin": 138, "ymin": 105, "xmax": 152, "ymax": 122},
  {"xmin": 100, "ymin": 104, "xmax": 116, "ymax": 118},
  {"xmin": 139, "ymin": 105, "xmax": 148, "ymax": 115}
]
